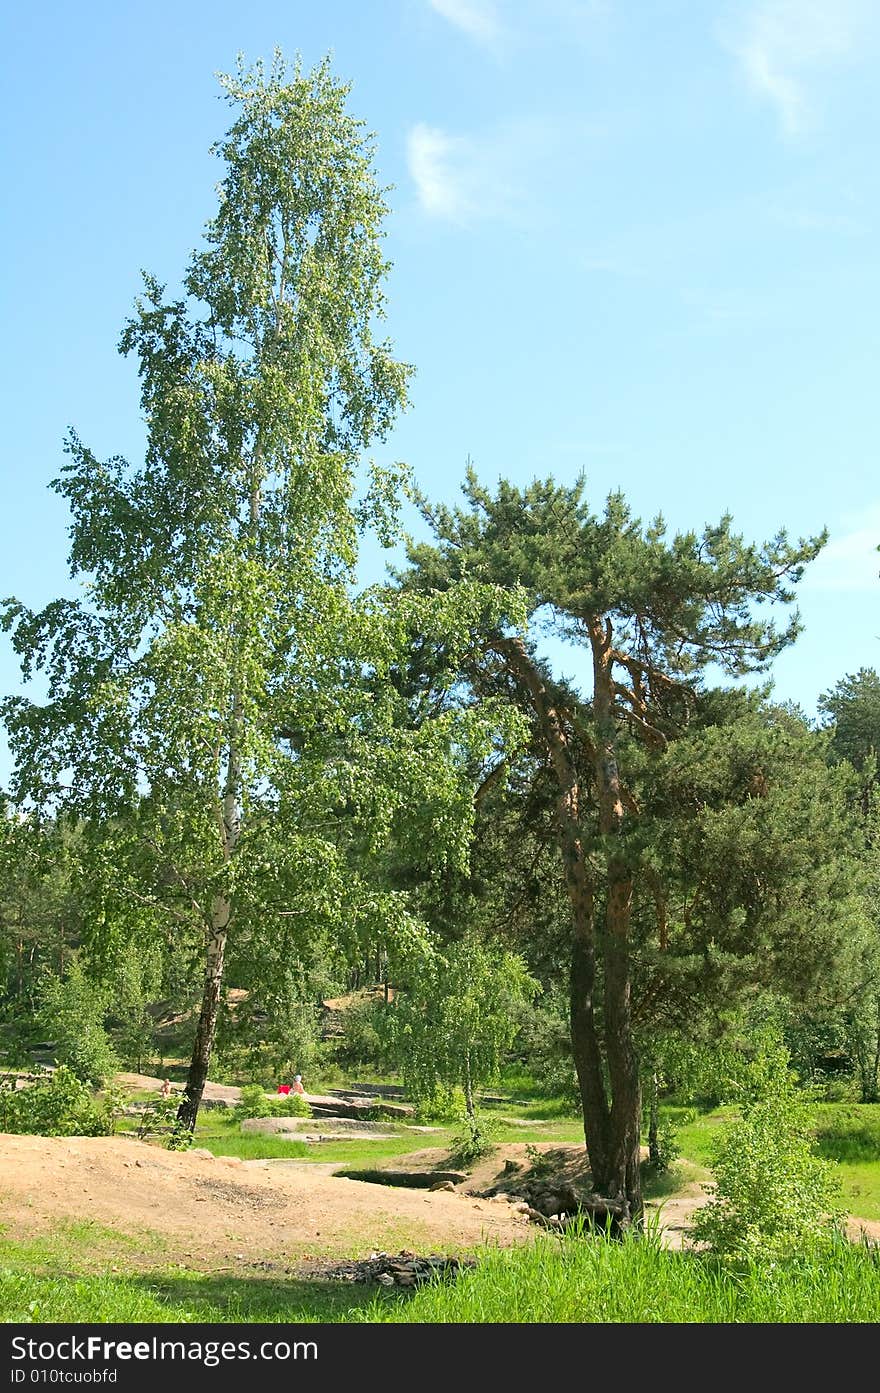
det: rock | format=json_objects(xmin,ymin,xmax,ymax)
[
  {"xmin": 189, "ymin": 1148, "xmax": 215, "ymax": 1159},
  {"xmin": 306, "ymin": 1096, "xmax": 413, "ymax": 1121}
]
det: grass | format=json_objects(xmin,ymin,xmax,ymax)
[
  {"xmin": 0, "ymin": 1219, "xmax": 400, "ymax": 1322},
  {"xmin": 669, "ymin": 1105, "xmax": 734, "ymax": 1172},
  {"xmin": 813, "ymin": 1103, "xmax": 880, "ymax": 1222},
  {"xmin": 193, "ymin": 1133, "xmax": 310, "ymax": 1161},
  {"xmin": 3, "ymin": 1221, "xmax": 878, "ymax": 1324},
  {"xmin": 353, "ymin": 1226, "xmax": 880, "ymax": 1323},
  {"xmin": 0, "ymin": 1268, "xmax": 396, "ymax": 1323},
  {"xmin": 192, "ymin": 1108, "xmax": 454, "ymax": 1168},
  {"xmin": 0, "ymin": 1219, "xmax": 167, "ymax": 1270}
]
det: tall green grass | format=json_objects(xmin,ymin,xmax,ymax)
[
  {"xmin": 4, "ymin": 1229, "xmax": 877, "ymax": 1324},
  {"xmin": 356, "ymin": 1228, "xmax": 880, "ymax": 1323}
]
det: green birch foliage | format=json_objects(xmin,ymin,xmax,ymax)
[
  {"xmin": 689, "ymin": 1045, "xmax": 845, "ymax": 1262},
  {"xmin": 35, "ymin": 957, "xmax": 118, "ymax": 1086},
  {"xmin": 0, "ymin": 54, "xmax": 524, "ymax": 1109},
  {"xmin": 387, "ymin": 935, "xmax": 540, "ymax": 1114}
]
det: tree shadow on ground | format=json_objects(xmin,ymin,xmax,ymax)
[{"xmin": 133, "ymin": 1273, "xmax": 412, "ymax": 1322}]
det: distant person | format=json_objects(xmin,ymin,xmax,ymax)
[
  {"xmin": 291, "ymin": 1074, "xmax": 305, "ymax": 1094},
  {"xmin": 160, "ymin": 1078, "xmax": 172, "ymax": 1099}
]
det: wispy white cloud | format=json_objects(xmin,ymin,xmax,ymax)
[
  {"xmin": 426, "ymin": 0, "xmax": 608, "ymax": 52},
  {"xmin": 428, "ymin": 0, "xmax": 501, "ymax": 45},
  {"xmin": 723, "ymin": 0, "xmax": 871, "ymax": 135},
  {"xmin": 407, "ymin": 125, "xmax": 481, "ymax": 221},
  {"xmin": 770, "ymin": 206, "xmax": 865, "ymax": 234},
  {"xmin": 406, "ymin": 117, "xmax": 560, "ymax": 225},
  {"xmin": 801, "ymin": 508, "xmax": 880, "ymax": 593}
]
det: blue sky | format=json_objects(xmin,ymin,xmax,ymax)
[{"xmin": 2, "ymin": 0, "xmax": 879, "ymax": 781}]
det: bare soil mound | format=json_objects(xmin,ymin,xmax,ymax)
[
  {"xmin": 2, "ymin": 1128, "xmax": 874, "ymax": 1275},
  {"xmin": 0, "ymin": 1134, "xmax": 534, "ymax": 1271}
]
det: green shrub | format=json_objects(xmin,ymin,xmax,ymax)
[
  {"xmin": 335, "ymin": 997, "xmax": 394, "ymax": 1070},
  {"xmin": 235, "ymin": 1084, "xmax": 275, "ymax": 1120},
  {"xmin": 689, "ymin": 1047, "xmax": 845, "ymax": 1262},
  {"xmin": 234, "ymin": 1084, "xmax": 311, "ymax": 1123},
  {"xmin": 412, "ymin": 1085, "xmax": 466, "ymax": 1124},
  {"xmin": 36, "ymin": 960, "xmax": 118, "ymax": 1085},
  {"xmin": 274, "ymin": 1091, "xmax": 311, "ymax": 1118},
  {"xmin": 524, "ymin": 1142, "xmax": 555, "ymax": 1179},
  {"xmin": 449, "ymin": 1113, "xmax": 496, "ymax": 1166},
  {"xmin": 165, "ymin": 1121, "xmax": 193, "ymax": 1152},
  {"xmin": 645, "ymin": 1114, "xmax": 680, "ymax": 1174},
  {"xmin": 135, "ymin": 1096, "xmax": 179, "ymax": 1140},
  {"xmin": 817, "ymin": 1076, "xmax": 861, "ymax": 1104},
  {"xmin": 0, "ymin": 1067, "xmax": 113, "ymax": 1137}
]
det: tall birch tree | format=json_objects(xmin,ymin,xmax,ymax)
[{"xmin": 2, "ymin": 54, "xmax": 506, "ymax": 1131}]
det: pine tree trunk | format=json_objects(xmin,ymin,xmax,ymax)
[
  {"xmin": 588, "ymin": 618, "xmax": 643, "ymax": 1223},
  {"xmin": 568, "ymin": 886, "xmax": 611, "ymax": 1186},
  {"xmin": 493, "ymin": 637, "xmax": 615, "ymax": 1193}
]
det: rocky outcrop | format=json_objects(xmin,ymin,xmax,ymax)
[{"xmin": 304, "ymin": 1092, "xmax": 413, "ymax": 1121}]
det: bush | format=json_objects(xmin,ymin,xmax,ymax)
[
  {"xmin": 412, "ymin": 1085, "xmax": 466, "ymax": 1124},
  {"xmin": 234, "ymin": 1084, "xmax": 311, "ymax": 1122},
  {"xmin": 645, "ymin": 1115, "xmax": 680, "ymax": 1174},
  {"xmin": 688, "ymin": 1047, "xmax": 845, "ymax": 1262},
  {"xmin": 165, "ymin": 1121, "xmax": 193, "ymax": 1151},
  {"xmin": 274, "ymin": 1091, "xmax": 311, "ymax": 1117},
  {"xmin": 36, "ymin": 960, "xmax": 118, "ymax": 1085},
  {"xmin": 235, "ymin": 1084, "xmax": 275, "ymax": 1121},
  {"xmin": 449, "ymin": 1113, "xmax": 496, "ymax": 1166},
  {"xmin": 135, "ymin": 1095, "xmax": 178, "ymax": 1140},
  {"xmin": 0, "ymin": 1067, "xmax": 114, "ymax": 1137},
  {"xmin": 335, "ymin": 996, "xmax": 394, "ymax": 1070}
]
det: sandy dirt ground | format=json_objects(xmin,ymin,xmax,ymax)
[{"xmin": 0, "ymin": 1133, "xmax": 538, "ymax": 1271}]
